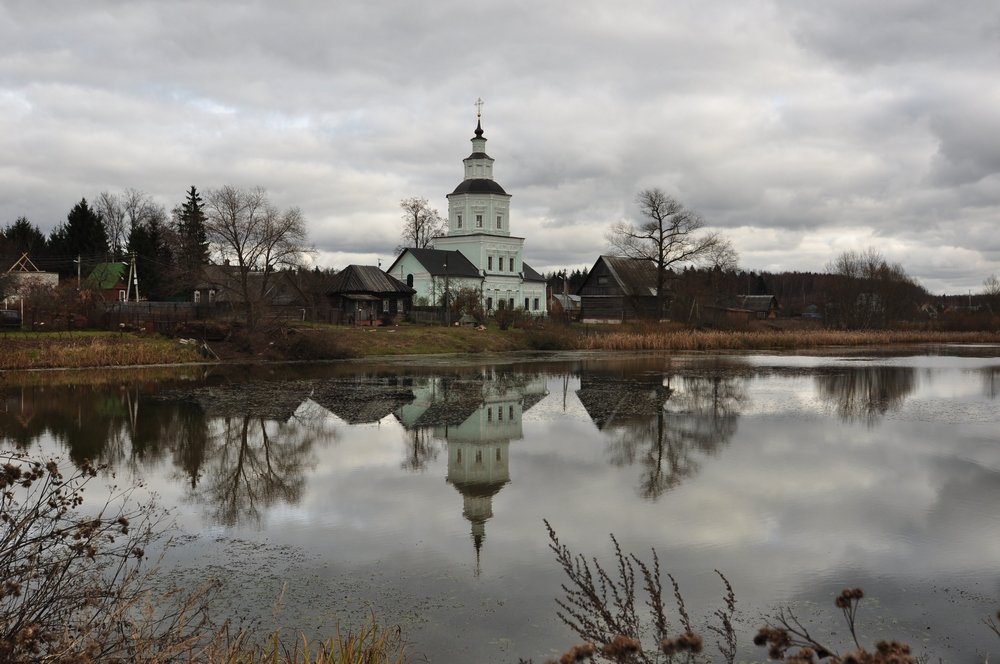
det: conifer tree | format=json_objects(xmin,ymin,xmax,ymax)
[{"xmin": 173, "ymin": 186, "xmax": 209, "ymax": 290}]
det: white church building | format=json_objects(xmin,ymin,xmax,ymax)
[{"xmin": 387, "ymin": 111, "xmax": 548, "ymax": 316}]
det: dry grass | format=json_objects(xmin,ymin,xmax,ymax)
[
  {"xmin": 0, "ymin": 332, "xmax": 203, "ymax": 370},
  {"xmin": 578, "ymin": 328, "xmax": 1000, "ymax": 352}
]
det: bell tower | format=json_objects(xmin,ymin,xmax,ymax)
[{"xmin": 446, "ymin": 99, "xmax": 512, "ymax": 237}]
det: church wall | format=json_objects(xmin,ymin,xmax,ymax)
[{"xmin": 447, "ymin": 193, "xmax": 511, "ymax": 237}]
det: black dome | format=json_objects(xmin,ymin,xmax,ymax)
[{"xmin": 450, "ymin": 179, "xmax": 508, "ymax": 196}]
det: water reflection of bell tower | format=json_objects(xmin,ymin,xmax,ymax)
[{"xmin": 446, "ymin": 437, "xmax": 510, "ymax": 575}]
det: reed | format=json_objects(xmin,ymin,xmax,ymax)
[{"xmin": 578, "ymin": 328, "xmax": 998, "ymax": 352}]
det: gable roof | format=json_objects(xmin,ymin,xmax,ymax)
[
  {"xmin": 390, "ymin": 248, "xmax": 482, "ymax": 278},
  {"xmin": 326, "ymin": 265, "xmax": 414, "ymax": 295},
  {"xmin": 522, "ymin": 262, "xmax": 546, "ymax": 282},
  {"xmin": 734, "ymin": 295, "xmax": 779, "ymax": 312},
  {"xmin": 579, "ymin": 256, "xmax": 659, "ymax": 297},
  {"xmin": 86, "ymin": 262, "xmax": 127, "ymax": 290}
]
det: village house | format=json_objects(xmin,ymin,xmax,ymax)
[
  {"xmin": 577, "ymin": 255, "xmax": 661, "ymax": 323},
  {"xmin": 325, "ymin": 264, "xmax": 414, "ymax": 324}
]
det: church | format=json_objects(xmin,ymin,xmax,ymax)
[{"xmin": 387, "ymin": 107, "xmax": 548, "ymax": 316}]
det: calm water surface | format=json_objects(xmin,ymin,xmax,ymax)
[{"xmin": 3, "ymin": 348, "xmax": 1000, "ymax": 662}]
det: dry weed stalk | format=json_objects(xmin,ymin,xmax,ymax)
[
  {"xmin": 754, "ymin": 588, "xmax": 917, "ymax": 664},
  {"xmin": 542, "ymin": 520, "xmax": 736, "ymax": 664}
]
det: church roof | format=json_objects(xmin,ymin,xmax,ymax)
[
  {"xmin": 449, "ymin": 179, "xmax": 508, "ymax": 196},
  {"xmin": 465, "ymin": 152, "xmax": 494, "ymax": 161},
  {"xmin": 522, "ymin": 262, "xmax": 546, "ymax": 282},
  {"xmin": 401, "ymin": 248, "xmax": 482, "ymax": 278}
]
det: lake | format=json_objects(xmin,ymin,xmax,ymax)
[{"xmin": 3, "ymin": 348, "xmax": 1000, "ymax": 662}]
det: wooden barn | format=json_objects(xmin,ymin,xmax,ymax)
[
  {"xmin": 577, "ymin": 256, "xmax": 661, "ymax": 323},
  {"xmin": 326, "ymin": 264, "xmax": 415, "ymax": 325}
]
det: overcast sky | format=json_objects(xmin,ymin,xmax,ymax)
[{"xmin": 2, "ymin": 0, "xmax": 998, "ymax": 293}]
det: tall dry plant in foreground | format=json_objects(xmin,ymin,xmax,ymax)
[
  {"xmin": 0, "ymin": 451, "xmax": 215, "ymax": 662},
  {"xmin": 530, "ymin": 520, "xmax": 736, "ymax": 664}
]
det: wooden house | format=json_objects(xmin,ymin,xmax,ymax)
[
  {"xmin": 577, "ymin": 256, "xmax": 661, "ymax": 323},
  {"xmin": 733, "ymin": 295, "xmax": 780, "ymax": 319},
  {"xmin": 85, "ymin": 263, "xmax": 129, "ymax": 302},
  {"xmin": 326, "ymin": 264, "xmax": 415, "ymax": 325}
]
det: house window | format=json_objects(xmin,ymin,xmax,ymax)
[
  {"xmin": 476, "ymin": 214, "xmax": 483, "ymax": 228},
  {"xmin": 118, "ymin": 289, "xmax": 126, "ymax": 302},
  {"xmin": 406, "ymin": 274, "xmax": 413, "ymax": 288},
  {"xmin": 525, "ymin": 297, "xmax": 530, "ymax": 310},
  {"xmin": 457, "ymin": 214, "xmax": 463, "ymax": 229},
  {"xmin": 486, "ymin": 296, "xmax": 493, "ymax": 310},
  {"xmin": 497, "ymin": 215, "xmax": 502, "ymax": 229},
  {"xmin": 597, "ymin": 276, "xmax": 608, "ymax": 285},
  {"xmin": 193, "ymin": 291, "xmax": 201, "ymax": 304},
  {"xmin": 383, "ymin": 299, "xmax": 389, "ymax": 311},
  {"xmin": 488, "ymin": 256, "xmax": 493, "ymax": 270},
  {"xmin": 499, "ymin": 257, "xmax": 504, "ymax": 272},
  {"xmin": 208, "ymin": 289, "xmax": 216, "ymax": 304}
]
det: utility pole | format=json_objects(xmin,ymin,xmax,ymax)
[
  {"xmin": 443, "ymin": 253, "xmax": 450, "ymax": 326},
  {"xmin": 75, "ymin": 255, "xmax": 81, "ymax": 290}
]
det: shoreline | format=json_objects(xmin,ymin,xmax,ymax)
[{"xmin": 2, "ymin": 326, "xmax": 998, "ymax": 374}]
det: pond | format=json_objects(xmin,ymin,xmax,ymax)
[{"xmin": 3, "ymin": 348, "xmax": 1000, "ymax": 662}]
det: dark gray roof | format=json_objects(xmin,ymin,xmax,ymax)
[
  {"xmin": 449, "ymin": 179, "xmax": 508, "ymax": 196},
  {"xmin": 400, "ymin": 248, "xmax": 483, "ymax": 278},
  {"xmin": 326, "ymin": 264, "xmax": 414, "ymax": 296},
  {"xmin": 465, "ymin": 152, "xmax": 494, "ymax": 161},
  {"xmin": 522, "ymin": 262, "xmax": 546, "ymax": 282},
  {"xmin": 582, "ymin": 256, "xmax": 659, "ymax": 297},
  {"xmin": 734, "ymin": 295, "xmax": 778, "ymax": 312}
]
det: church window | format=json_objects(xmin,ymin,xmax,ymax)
[
  {"xmin": 499, "ymin": 257, "xmax": 504, "ymax": 272},
  {"xmin": 525, "ymin": 297, "xmax": 530, "ymax": 310},
  {"xmin": 496, "ymin": 447, "xmax": 502, "ymax": 461},
  {"xmin": 406, "ymin": 274, "xmax": 413, "ymax": 288},
  {"xmin": 476, "ymin": 214, "xmax": 483, "ymax": 228},
  {"xmin": 457, "ymin": 214, "xmax": 463, "ymax": 229},
  {"xmin": 498, "ymin": 299, "xmax": 505, "ymax": 310},
  {"xmin": 533, "ymin": 297, "xmax": 539, "ymax": 310},
  {"xmin": 509, "ymin": 298, "xmax": 515, "ymax": 309},
  {"xmin": 488, "ymin": 256, "xmax": 493, "ymax": 270},
  {"xmin": 498, "ymin": 407, "xmax": 503, "ymax": 422},
  {"xmin": 456, "ymin": 449, "xmax": 461, "ymax": 463},
  {"xmin": 486, "ymin": 296, "xmax": 493, "ymax": 310},
  {"xmin": 475, "ymin": 450, "xmax": 483, "ymax": 463},
  {"xmin": 508, "ymin": 406, "xmax": 514, "ymax": 420},
  {"xmin": 496, "ymin": 215, "xmax": 502, "ymax": 229},
  {"xmin": 487, "ymin": 407, "xmax": 493, "ymax": 422}
]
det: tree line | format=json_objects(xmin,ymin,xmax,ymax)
[{"xmin": 1, "ymin": 186, "xmax": 310, "ymax": 311}]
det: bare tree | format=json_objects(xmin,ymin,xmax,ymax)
[
  {"xmin": 826, "ymin": 248, "xmax": 922, "ymax": 329},
  {"xmin": 399, "ymin": 196, "xmax": 446, "ymax": 250},
  {"xmin": 608, "ymin": 188, "xmax": 729, "ymax": 319},
  {"xmin": 97, "ymin": 189, "xmax": 163, "ymax": 261},
  {"xmin": 96, "ymin": 191, "xmax": 128, "ymax": 259},
  {"xmin": 984, "ymin": 274, "xmax": 1000, "ymax": 312},
  {"xmin": 204, "ymin": 185, "xmax": 310, "ymax": 329}
]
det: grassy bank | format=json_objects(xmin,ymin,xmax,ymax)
[
  {"xmin": 2, "ymin": 325, "xmax": 998, "ymax": 371},
  {"xmin": 0, "ymin": 331, "xmax": 204, "ymax": 370}
]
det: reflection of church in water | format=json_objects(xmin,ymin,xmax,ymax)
[{"xmin": 395, "ymin": 372, "xmax": 548, "ymax": 573}]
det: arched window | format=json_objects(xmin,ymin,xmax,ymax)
[{"xmin": 406, "ymin": 274, "xmax": 414, "ymax": 288}]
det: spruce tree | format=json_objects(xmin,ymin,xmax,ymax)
[{"xmin": 173, "ymin": 186, "xmax": 209, "ymax": 291}]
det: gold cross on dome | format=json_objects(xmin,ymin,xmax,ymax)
[{"xmin": 475, "ymin": 97, "xmax": 484, "ymax": 118}]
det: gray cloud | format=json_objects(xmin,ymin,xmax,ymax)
[{"xmin": 1, "ymin": 0, "xmax": 998, "ymax": 292}]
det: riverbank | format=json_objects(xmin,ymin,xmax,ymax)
[{"xmin": 2, "ymin": 324, "xmax": 998, "ymax": 371}]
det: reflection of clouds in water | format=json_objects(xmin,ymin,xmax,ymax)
[{"xmin": 5, "ymin": 356, "xmax": 1000, "ymax": 661}]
